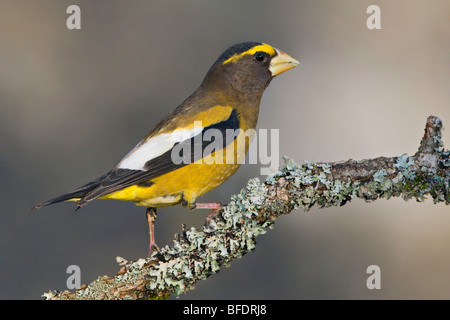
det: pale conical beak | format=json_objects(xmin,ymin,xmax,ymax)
[{"xmin": 269, "ymin": 48, "xmax": 300, "ymax": 76}]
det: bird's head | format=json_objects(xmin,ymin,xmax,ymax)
[{"xmin": 201, "ymin": 42, "xmax": 299, "ymax": 99}]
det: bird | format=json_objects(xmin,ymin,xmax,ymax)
[{"xmin": 31, "ymin": 41, "xmax": 299, "ymax": 256}]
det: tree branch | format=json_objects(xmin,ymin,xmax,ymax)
[{"xmin": 43, "ymin": 116, "xmax": 450, "ymax": 300}]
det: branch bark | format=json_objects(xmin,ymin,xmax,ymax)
[{"xmin": 43, "ymin": 116, "xmax": 450, "ymax": 300}]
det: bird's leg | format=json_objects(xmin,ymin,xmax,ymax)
[
  {"xmin": 181, "ymin": 198, "xmax": 224, "ymax": 226},
  {"xmin": 146, "ymin": 207, "xmax": 159, "ymax": 257},
  {"xmin": 195, "ymin": 202, "xmax": 223, "ymax": 210},
  {"xmin": 195, "ymin": 202, "xmax": 224, "ymax": 226}
]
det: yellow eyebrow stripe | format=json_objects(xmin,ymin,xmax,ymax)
[{"xmin": 223, "ymin": 43, "xmax": 276, "ymax": 65}]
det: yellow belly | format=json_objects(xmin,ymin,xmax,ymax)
[
  {"xmin": 101, "ymin": 129, "xmax": 253, "ymax": 207},
  {"xmin": 102, "ymin": 162, "xmax": 240, "ymax": 207}
]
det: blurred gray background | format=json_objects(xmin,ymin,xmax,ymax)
[{"xmin": 1, "ymin": 0, "xmax": 449, "ymax": 299}]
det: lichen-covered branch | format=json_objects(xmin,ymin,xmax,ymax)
[{"xmin": 43, "ymin": 116, "xmax": 450, "ymax": 300}]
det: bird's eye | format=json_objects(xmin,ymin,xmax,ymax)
[{"xmin": 254, "ymin": 52, "xmax": 266, "ymax": 62}]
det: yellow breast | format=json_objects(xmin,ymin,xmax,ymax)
[{"xmin": 102, "ymin": 124, "xmax": 254, "ymax": 208}]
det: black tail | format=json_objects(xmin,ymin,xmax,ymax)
[
  {"xmin": 31, "ymin": 167, "xmax": 155, "ymax": 211},
  {"xmin": 31, "ymin": 174, "xmax": 106, "ymax": 211}
]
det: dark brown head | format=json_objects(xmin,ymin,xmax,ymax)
[{"xmin": 201, "ymin": 42, "xmax": 299, "ymax": 101}]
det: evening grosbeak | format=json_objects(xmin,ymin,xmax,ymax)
[{"xmin": 32, "ymin": 42, "xmax": 299, "ymax": 256}]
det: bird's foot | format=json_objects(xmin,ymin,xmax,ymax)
[
  {"xmin": 147, "ymin": 242, "xmax": 160, "ymax": 258},
  {"xmin": 195, "ymin": 202, "xmax": 224, "ymax": 227},
  {"xmin": 195, "ymin": 202, "xmax": 223, "ymax": 210}
]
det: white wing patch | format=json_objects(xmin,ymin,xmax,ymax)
[{"xmin": 117, "ymin": 125, "xmax": 204, "ymax": 171}]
